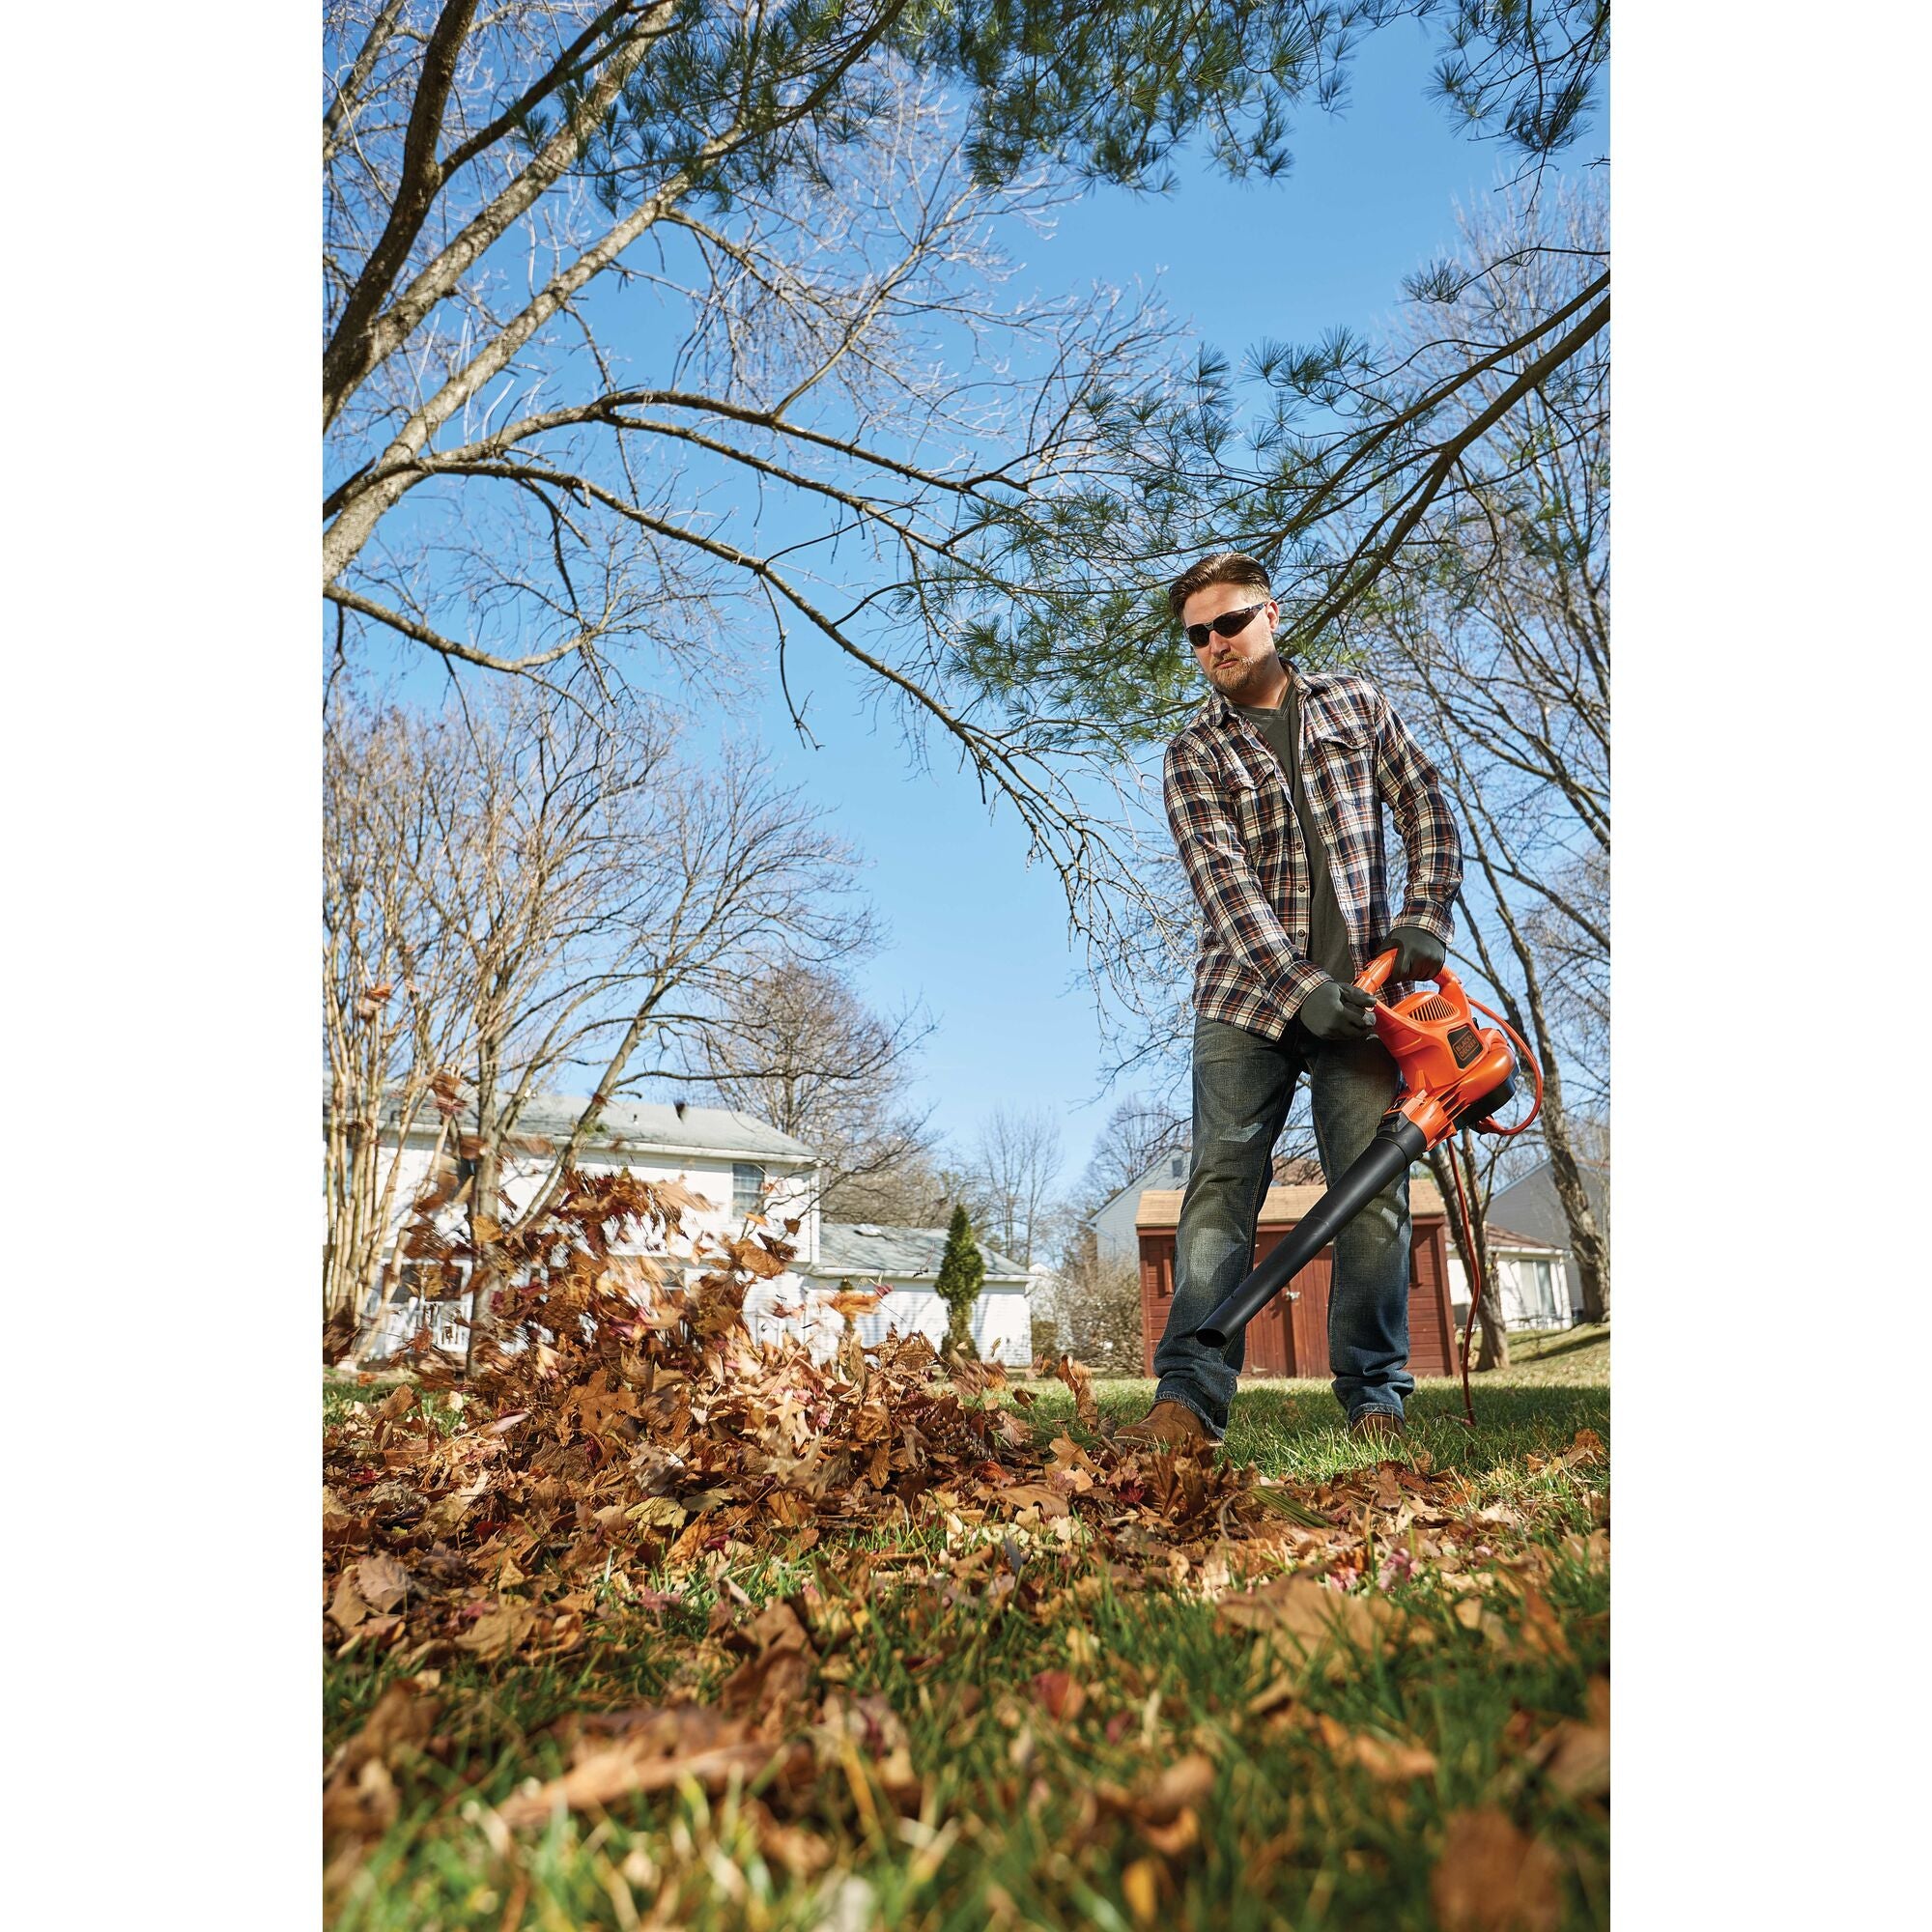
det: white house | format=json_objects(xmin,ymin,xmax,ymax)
[
  {"xmin": 1488, "ymin": 1157, "xmax": 1608, "ymax": 1319},
  {"xmin": 350, "ymin": 1093, "xmax": 819, "ymax": 1358},
  {"xmin": 1445, "ymin": 1223, "xmax": 1575, "ymax": 1332},
  {"xmin": 802, "ymin": 1221, "xmax": 1035, "ymax": 1367},
  {"xmin": 343, "ymin": 1091, "xmax": 1033, "ymax": 1366},
  {"xmin": 1092, "ymin": 1150, "xmax": 1191, "ymax": 1264}
]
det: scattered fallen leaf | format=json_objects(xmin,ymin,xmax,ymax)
[
  {"xmin": 1431, "ymin": 1808, "xmax": 1565, "ymax": 1932},
  {"xmin": 456, "ymin": 1600, "xmax": 537, "ymax": 1660},
  {"xmin": 1133, "ymin": 1751, "xmax": 1215, "ymax": 1827},
  {"xmin": 751, "ymin": 1807, "xmax": 834, "ymax": 1879},
  {"xmin": 1351, "ymin": 1734, "xmax": 1438, "ymax": 1781},
  {"xmin": 817, "ymin": 1691, "xmax": 923, "ymax": 1812},
  {"xmin": 1310, "ymin": 1712, "xmax": 1437, "ymax": 1782},
  {"xmin": 499, "ymin": 1719, "xmax": 787, "ymax": 1829},
  {"xmin": 1030, "ymin": 1669, "xmax": 1086, "ymax": 1721},
  {"xmin": 323, "ymin": 1678, "xmax": 440, "ymax": 1850},
  {"xmin": 1215, "ymin": 1574, "xmax": 1414, "ymax": 1676},
  {"xmin": 355, "ymin": 1553, "xmax": 410, "ymax": 1613},
  {"xmin": 717, "ymin": 1602, "xmax": 818, "ymax": 1724},
  {"xmin": 1525, "ymin": 1680, "xmax": 1609, "ymax": 1800},
  {"xmin": 1122, "ymin": 1856, "xmax": 1163, "ymax": 1925},
  {"xmin": 327, "ymin": 1676, "xmax": 440, "ymax": 1783},
  {"xmin": 1515, "ymin": 1586, "xmax": 1576, "ymax": 1663},
  {"xmin": 1049, "ymin": 1354, "xmax": 1102, "ymax": 1433},
  {"xmin": 1088, "ymin": 1747, "xmax": 1216, "ymax": 1857},
  {"xmin": 327, "ymin": 1570, "xmax": 369, "ymax": 1633},
  {"xmin": 999, "ymin": 1482, "xmax": 1071, "ymax": 1520}
]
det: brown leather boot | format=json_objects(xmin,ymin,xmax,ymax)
[
  {"xmin": 1115, "ymin": 1399, "xmax": 1218, "ymax": 1455},
  {"xmin": 1348, "ymin": 1408, "xmax": 1406, "ymax": 1446}
]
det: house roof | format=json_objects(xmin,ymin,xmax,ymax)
[
  {"xmin": 1133, "ymin": 1187, "xmax": 1566, "ymax": 1257},
  {"xmin": 531, "ymin": 1096, "xmax": 818, "ymax": 1163},
  {"xmin": 812, "ymin": 1222, "xmax": 1031, "ymax": 1284},
  {"xmin": 352, "ymin": 1086, "xmax": 817, "ymax": 1164},
  {"xmin": 1136, "ymin": 1179, "xmax": 1448, "ymax": 1228},
  {"xmin": 1094, "ymin": 1149, "xmax": 1192, "ymax": 1226},
  {"xmin": 1483, "ymin": 1223, "xmax": 1566, "ymax": 1255},
  {"xmin": 1486, "ymin": 1158, "xmax": 1608, "ymax": 1255}
]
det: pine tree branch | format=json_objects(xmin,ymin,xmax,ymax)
[{"xmin": 1286, "ymin": 281, "xmax": 1608, "ymax": 644}]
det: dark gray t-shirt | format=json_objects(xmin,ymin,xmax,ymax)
[{"xmin": 1233, "ymin": 683, "xmax": 1354, "ymax": 986}]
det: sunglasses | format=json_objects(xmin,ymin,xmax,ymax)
[{"xmin": 1184, "ymin": 601, "xmax": 1270, "ymax": 651}]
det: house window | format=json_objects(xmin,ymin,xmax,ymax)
[
  {"xmin": 732, "ymin": 1162, "xmax": 765, "ymax": 1217},
  {"xmin": 1535, "ymin": 1260, "xmax": 1564, "ymax": 1323}
]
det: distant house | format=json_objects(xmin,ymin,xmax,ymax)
[
  {"xmin": 1093, "ymin": 1150, "xmax": 1191, "ymax": 1264},
  {"xmin": 1486, "ymin": 1158, "xmax": 1609, "ymax": 1321},
  {"xmin": 350, "ymin": 1094, "xmax": 820, "ymax": 1359},
  {"xmin": 340, "ymin": 1092, "xmax": 1032, "ymax": 1365},
  {"xmin": 1444, "ymin": 1225, "xmax": 1574, "ymax": 1333},
  {"xmin": 802, "ymin": 1222, "xmax": 1034, "ymax": 1367},
  {"xmin": 1133, "ymin": 1171, "xmax": 1581, "ymax": 1372},
  {"xmin": 1135, "ymin": 1179, "xmax": 1464, "ymax": 1378}
]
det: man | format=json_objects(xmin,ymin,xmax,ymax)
[{"xmin": 1119, "ymin": 553, "xmax": 1462, "ymax": 1454}]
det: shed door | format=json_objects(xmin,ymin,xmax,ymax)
[
  {"xmin": 1242, "ymin": 1229, "xmax": 1298, "ymax": 1378},
  {"xmin": 1288, "ymin": 1250, "xmax": 1334, "ymax": 1378}
]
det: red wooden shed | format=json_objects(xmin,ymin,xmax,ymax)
[{"xmin": 1134, "ymin": 1179, "xmax": 1461, "ymax": 1378}]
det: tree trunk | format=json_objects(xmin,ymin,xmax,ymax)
[
  {"xmin": 1472, "ymin": 1251, "xmax": 1510, "ymax": 1371},
  {"xmin": 1430, "ymin": 1140, "xmax": 1509, "ymax": 1371},
  {"xmin": 1438, "ymin": 800, "xmax": 1608, "ymax": 1336},
  {"xmin": 1461, "ymin": 1133, "xmax": 1510, "ymax": 1371},
  {"xmin": 464, "ymin": 1048, "xmax": 504, "ymax": 1375},
  {"xmin": 1544, "ymin": 1132, "xmax": 1609, "ymax": 1322},
  {"xmin": 464, "ymin": 1160, "xmax": 501, "ymax": 1374},
  {"xmin": 1460, "ymin": 874, "xmax": 1610, "ymax": 1325},
  {"xmin": 944, "ymin": 1300, "xmax": 979, "ymax": 1362},
  {"xmin": 349, "ymin": 1116, "xmax": 455, "ymax": 1366}
]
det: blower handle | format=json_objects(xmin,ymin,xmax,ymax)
[
  {"xmin": 1355, "ymin": 949, "xmax": 1398, "ymax": 995},
  {"xmin": 1356, "ymin": 947, "xmax": 1442, "ymax": 997}
]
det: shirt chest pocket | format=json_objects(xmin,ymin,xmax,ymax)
[
  {"xmin": 1305, "ymin": 724, "xmax": 1375, "ymax": 802},
  {"xmin": 1302, "ymin": 727, "xmax": 1379, "ymax": 875},
  {"xmin": 1226, "ymin": 759, "xmax": 1288, "ymax": 858}
]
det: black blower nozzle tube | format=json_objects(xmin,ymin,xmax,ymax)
[{"xmin": 1191, "ymin": 1113, "xmax": 1430, "ymax": 1350}]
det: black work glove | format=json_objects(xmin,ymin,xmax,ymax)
[
  {"xmin": 1298, "ymin": 979, "xmax": 1378, "ymax": 1042},
  {"xmin": 1380, "ymin": 923, "xmax": 1446, "ymax": 981}
]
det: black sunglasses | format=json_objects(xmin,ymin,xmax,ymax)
[{"xmin": 1183, "ymin": 601, "xmax": 1270, "ymax": 651}]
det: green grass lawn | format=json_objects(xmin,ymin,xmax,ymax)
[
  {"xmin": 325, "ymin": 1357, "xmax": 1608, "ymax": 1931},
  {"xmin": 1069, "ymin": 1321, "xmax": 1611, "ymax": 1399},
  {"xmin": 1468, "ymin": 1322, "xmax": 1611, "ymax": 1388}
]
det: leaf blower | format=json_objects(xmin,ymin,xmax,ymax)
[{"xmin": 1188, "ymin": 949, "xmax": 1544, "ymax": 1424}]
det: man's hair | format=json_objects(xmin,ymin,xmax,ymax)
[{"xmin": 1167, "ymin": 551, "xmax": 1272, "ymax": 625}]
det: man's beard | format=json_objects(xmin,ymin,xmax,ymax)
[{"xmin": 1208, "ymin": 655, "xmax": 1279, "ymax": 703}]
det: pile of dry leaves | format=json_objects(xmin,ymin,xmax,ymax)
[
  {"xmin": 325, "ymin": 1169, "xmax": 1326, "ymax": 1672},
  {"xmin": 324, "ymin": 1169, "xmax": 1606, "ymax": 1907}
]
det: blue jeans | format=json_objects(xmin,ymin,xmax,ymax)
[{"xmin": 1151, "ymin": 1014, "xmax": 1416, "ymax": 1435}]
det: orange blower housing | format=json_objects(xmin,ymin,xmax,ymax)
[{"xmin": 1354, "ymin": 951, "xmax": 1519, "ymax": 1151}]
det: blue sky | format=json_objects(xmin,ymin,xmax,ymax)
[
  {"xmin": 729, "ymin": 19, "xmax": 1597, "ymax": 1181},
  {"xmin": 340, "ymin": 16, "xmax": 1600, "ymax": 1193}
]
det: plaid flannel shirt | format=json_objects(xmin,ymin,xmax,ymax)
[{"xmin": 1163, "ymin": 661, "xmax": 1463, "ymax": 1041}]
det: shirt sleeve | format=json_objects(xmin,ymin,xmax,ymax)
[
  {"xmin": 1369, "ymin": 685, "xmax": 1463, "ymax": 944},
  {"xmin": 1163, "ymin": 733, "xmax": 1330, "ymax": 1018}
]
